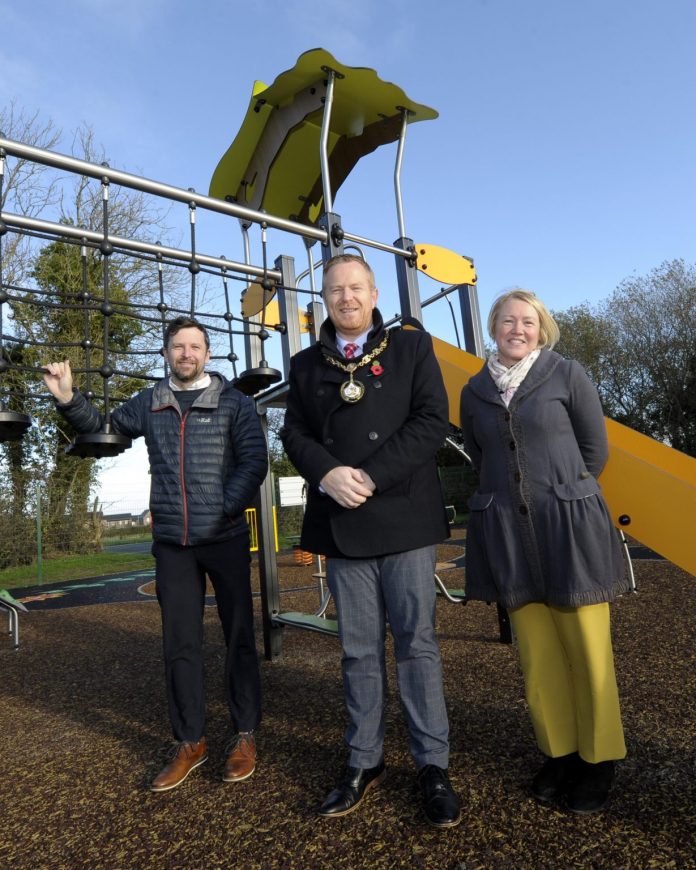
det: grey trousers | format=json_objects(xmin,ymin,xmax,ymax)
[{"xmin": 326, "ymin": 545, "xmax": 450, "ymax": 769}]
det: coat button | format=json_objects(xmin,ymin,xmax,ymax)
[
  {"xmin": 504, "ymin": 412, "xmax": 510, "ymax": 421},
  {"xmin": 368, "ymin": 431, "xmax": 379, "ymax": 440},
  {"xmin": 580, "ymin": 470, "xmax": 590, "ymax": 479},
  {"xmin": 324, "ymin": 437, "xmax": 334, "ymax": 446},
  {"xmin": 519, "ymin": 505, "xmax": 528, "ymax": 515},
  {"xmin": 514, "ymin": 472, "xmax": 522, "ymax": 482},
  {"xmin": 509, "ymin": 441, "xmax": 516, "ymax": 450}
]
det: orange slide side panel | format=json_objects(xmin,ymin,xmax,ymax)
[{"xmin": 432, "ymin": 336, "xmax": 696, "ymax": 577}]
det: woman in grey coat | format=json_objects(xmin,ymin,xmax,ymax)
[{"xmin": 459, "ymin": 289, "xmax": 630, "ymax": 814}]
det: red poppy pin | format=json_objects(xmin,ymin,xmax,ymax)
[{"xmin": 370, "ymin": 360, "xmax": 384, "ymax": 377}]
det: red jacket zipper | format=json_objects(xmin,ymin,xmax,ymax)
[{"xmin": 179, "ymin": 411, "xmax": 189, "ymax": 545}]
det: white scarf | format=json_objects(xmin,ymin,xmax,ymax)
[
  {"xmin": 486, "ymin": 349, "xmax": 541, "ymax": 406},
  {"xmin": 169, "ymin": 373, "xmax": 211, "ymax": 392}
]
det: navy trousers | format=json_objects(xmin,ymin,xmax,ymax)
[
  {"xmin": 153, "ymin": 534, "xmax": 261, "ymax": 742},
  {"xmin": 327, "ymin": 544, "xmax": 450, "ymax": 769}
]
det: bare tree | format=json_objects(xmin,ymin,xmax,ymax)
[
  {"xmin": 554, "ymin": 259, "xmax": 696, "ymax": 457},
  {"xmin": 0, "ymin": 102, "xmax": 62, "ymax": 287}
]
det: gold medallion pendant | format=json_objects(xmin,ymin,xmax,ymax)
[
  {"xmin": 340, "ymin": 376, "xmax": 365, "ymax": 403},
  {"xmin": 323, "ymin": 333, "xmax": 389, "ymax": 404}
]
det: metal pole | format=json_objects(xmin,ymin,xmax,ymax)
[
  {"xmin": 275, "ymin": 254, "xmax": 302, "ymax": 373},
  {"xmin": 393, "ymin": 108, "xmax": 410, "ymax": 240},
  {"xmin": 1, "ymin": 207, "xmax": 414, "ymax": 269},
  {"xmin": 1, "ymin": 210, "xmax": 282, "ymax": 284},
  {"xmin": 316, "ymin": 67, "xmax": 346, "ymax": 263},
  {"xmin": 319, "ymin": 69, "xmax": 337, "ymax": 214},
  {"xmin": 36, "ymin": 483, "xmax": 43, "ymax": 586},
  {"xmin": 0, "ymin": 136, "xmax": 327, "ymax": 243},
  {"xmin": 100, "ymin": 179, "xmax": 112, "ymax": 424},
  {"xmin": 305, "ymin": 242, "xmax": 323, "ymax": 345},
  {"xmin": 457, "ymin": 278, "xmax": 486, "ymax": 357},
  {"xmin": 255, "ymin": 411, "xmax": 284, "ymax": 659},
  {"xmin": 240, "ymin": 221, "xmax": 263, "ymax": 371},
  {"xmin": 389, "ymin": 104, "xmax": 422, "ymax": 320},
  {"xmin": 619, "ymin": 530, "xmax": 637, "ymax": 593},
  {"xmin": 393, "ymin": 238, "xmax": 421, "ymax": 321},
  {"xmin": 340, "ymin": 229, "xmax": 412, "ymax": 259},
  {"xmin": 188, "ymin": 199, "xmax": 197, "ymax": 315}
]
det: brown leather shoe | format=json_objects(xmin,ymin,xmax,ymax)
[
  {"xmin": 151, "ymin": 738, "xmax": 208, "ymax": 792},
  {"xmin": 223, "ymin": 732, "xmax": 256, "ymax": 782}
]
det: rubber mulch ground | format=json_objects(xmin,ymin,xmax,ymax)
[{"xmin": 0, "ymin": 536, "xmax": 694, "ymax": 869}]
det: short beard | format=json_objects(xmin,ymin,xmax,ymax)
[{"xmin": 170, "ymin": 364, "xmax": 203, "ymax": 384}]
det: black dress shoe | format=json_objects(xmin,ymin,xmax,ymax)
[
  {"xmin": 418, "ymin": 765, "xmax": 461, "ymax": 828},
  {"xmin": 531, "ymin": 752, "xmax": 580, "ymax": 803},
  {"xmin": 566, "ymin": 760, "xmax": 615, "ymax": 814},
  {"xmin": 317, "ymin": 762, "xmax": 386, "ymax": 817}
]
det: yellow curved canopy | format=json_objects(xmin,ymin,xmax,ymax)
[{"xmin": 209, "ymin": 48, "xmax": 438, "ymax": 226}]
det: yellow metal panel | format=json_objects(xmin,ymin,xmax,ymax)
[
  {"xmin": 209, "ymin": 80, "xmax": 272, "ymax": 205},
  {"xmin": 209, "ymin": 48, "xmax": 437, "ymax": 224},
  {"xmin": 245, "ymin": 508, "xmax": 259, "ymax": 552},
  {"xmin": 298, "ymin": 310, "xmax": 312, "ymax": 334},
  {"xmin": 244, "ymin": 507, "xmax": 279, "ymax": 553},
  {"xmin": 241, "ymin": 281, "xmax": 277, "ymax": 317},
  {"xmin": 239, "ymin": 287, "xmax": 310, "ymax": 333},
  {"xmin": 261, "ymin": 300, "xmax": 282, "ymax": 328},
  {"xmin": 241, "ymin": 297, "xmax": 281, "ymax": 327},
  {"xmin": 260, "ymin": 115, "xmax": 333, "ymax": 222},
  {"xmin": 430, "ymin": 335, "xmax": 696, "ymax": 577},
  {"xmin": 415, "ymin": 243, "xmax": 477, "ymax": 285}
]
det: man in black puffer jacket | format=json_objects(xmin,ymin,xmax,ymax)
[{"xmin": 44, "ymin": 317, "xmax": 268, "ymax": 792}]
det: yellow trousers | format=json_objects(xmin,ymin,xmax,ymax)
[{"xmin": 508, "ymin": 601, "xmax": 626, "ymax": 763}]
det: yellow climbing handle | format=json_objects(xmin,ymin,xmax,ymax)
[{"xmin": 415, "ymin": 243, "xmax": 477, "ymax": 285}]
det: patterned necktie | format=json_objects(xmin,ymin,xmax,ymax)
[{"xmin": 344, "ymin": 342, "xmax": 359, "ymax": 360}]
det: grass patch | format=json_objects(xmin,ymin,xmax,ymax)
[
  {"xmin": 102, "ymin": 533, "xmax": 153, "ymax": 547},
  {"xmin": 0, "ymin": 552, "xmax": 155, "ymax": 590}
]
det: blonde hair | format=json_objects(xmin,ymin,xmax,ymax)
[
  {"xmin": 487, "ymin": 289, "xmax": 560, "ymax": 350},
  {"xmin": 321, "ymin": 254, "xmax": 376, "ymax": 293}
]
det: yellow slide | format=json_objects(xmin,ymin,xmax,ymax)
[{"xmin": 433, "ymin": 336, "xmax": 696, "ymax": 578}]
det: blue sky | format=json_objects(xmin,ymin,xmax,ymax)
[{"xmin": 3, "ymin": 0, "xmax": 695, "ymax": 510}]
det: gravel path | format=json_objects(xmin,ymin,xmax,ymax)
[{"xmin": 0, "ymin": 540, "xmax": 693, "ymax": 869}]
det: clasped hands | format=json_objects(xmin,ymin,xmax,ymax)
[{"xmin": 320, "ymin": 466, "xmax": 376, "ymax": 509}]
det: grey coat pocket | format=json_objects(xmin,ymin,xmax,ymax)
[{"xmin": 552, "ymin": 477, "xmax": 601, "ymax": 501}]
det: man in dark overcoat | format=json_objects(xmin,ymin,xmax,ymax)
[{"xmin": 280, "ymin": 254, "xmax": 460, "ymax": 828}]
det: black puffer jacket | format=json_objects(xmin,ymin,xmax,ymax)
[{"xmin": 58, "ymin": 373, "xmax": 268, "ymax": 546}]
